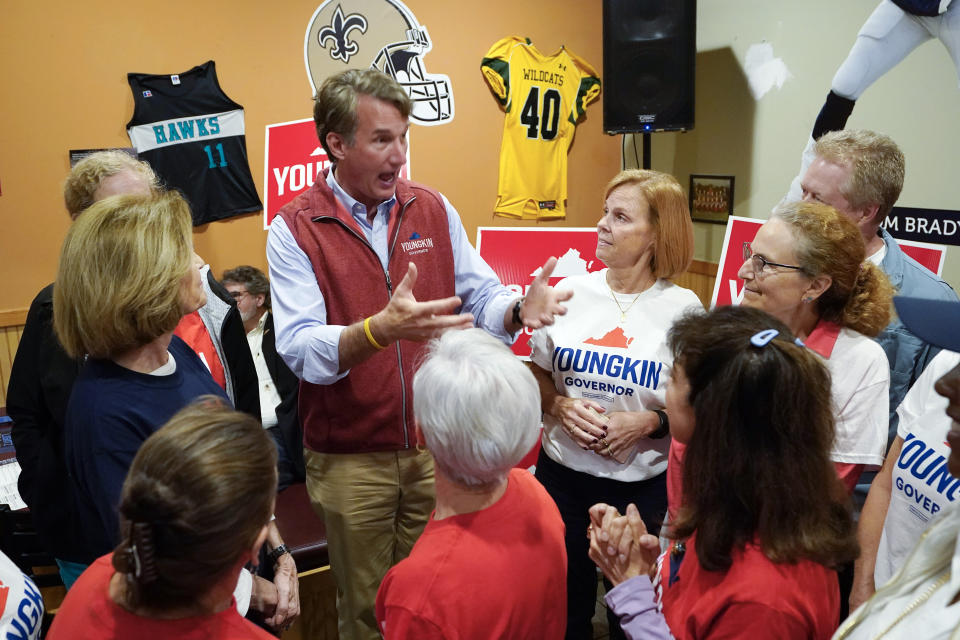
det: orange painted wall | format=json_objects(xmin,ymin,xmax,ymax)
[{"xmin": 0, "ymin": 1, "xmax": 618, "ymax": 311}]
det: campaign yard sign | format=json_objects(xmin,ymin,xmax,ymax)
[
  {"xmin": 476, "ymin": 227, "xmax": 603, "ymax": 358},
  {"xmin": 712, "ymin": 216, "xmax": 947, "ymax": 308},
  {"xmin": 262, "ymin": 117, "xmax": 410, "ymax": 229},
  {"xmin": 476, "ymin": 226, "xmax": 604, "ymax": 470}
]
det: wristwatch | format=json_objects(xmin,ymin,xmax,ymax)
[
  {"xmin": 512, "ymin": 297, "xmax": 525, "ymax": 326},
  {"xmin": 650, "ymin": 409, "xmax": 670, "ymax": 439},
  {"xmin": 266, "ymin": 543, "xmax": 291, "ymax": 565}
]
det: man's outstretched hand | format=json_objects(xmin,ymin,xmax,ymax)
[
  {"xmin": 370, "ymin": 262, "xmax": 475, "ymax": 345},
  {"xmin": 520, "ymin": 256, "xmax": 573, "ymax": 330}
]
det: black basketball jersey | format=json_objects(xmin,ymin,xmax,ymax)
[{"xmin": 126, "ymin": 60, "xmax": 262, "ymax": 225}]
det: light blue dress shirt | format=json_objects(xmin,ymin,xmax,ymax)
[{"xmin": 266, "ymin": 170, "xmax": 517, "ymax": 385}]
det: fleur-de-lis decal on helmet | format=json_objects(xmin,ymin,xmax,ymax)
[
  {"xmin": 317, "ymin": 5, "xmax": 368, "ymax": 63},
  {"xmin": 305, "ymin": 0, "xmax": 454, "ymax": 125}
]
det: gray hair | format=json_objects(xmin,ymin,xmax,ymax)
[
  {"xmin": 221, "ymin": 265, "xmax": 271, "ymax": 309},
  {"xmin": 413, "ymin": 329, "xmax": 540, "ymax": 487}
]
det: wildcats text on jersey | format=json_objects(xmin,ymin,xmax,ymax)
[{"xmin": 522, "ymin": 68, "xmax": 564, "ymax": 86}]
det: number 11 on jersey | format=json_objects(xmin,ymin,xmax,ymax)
[{"xmin": 203, "ymin": 143, "xmax": 228, "ymax": 169}]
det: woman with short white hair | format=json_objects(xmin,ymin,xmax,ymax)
[{"xmin": 375, "ymin": 328, "xmax": 567, "ymax": 639}]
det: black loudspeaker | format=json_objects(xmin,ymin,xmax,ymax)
[{"xmin": 603, "ymin": 0, "xmax": 696, "ymax": 134}]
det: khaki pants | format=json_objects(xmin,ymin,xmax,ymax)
[{"xmin": 304, "ymin": 448, "xmax": 435, "ymax": 640}]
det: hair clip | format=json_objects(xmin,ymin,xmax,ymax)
[
  {"xmin": 128, "ymin": 521, "xmax": 158, "ymax": 584},
  {"xmin": 794, "ymin": 337, "xmax": 806, "ymax": 347},
  {"xmin": 129, "ymin": 542, "xmax": 143, "ymax": 579},
  {"xmin": 750, "ymin": 329, "xmax": 779, "ymax": 347}
]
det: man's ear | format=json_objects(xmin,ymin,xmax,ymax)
[
  {"xmin": 254, "ymin": 293, "xmax": 266, "ymax": 310},
  {"xmin": 325, "ymin": 132, "xmax": 348, "ymax": 161},
  {"xmin": 858, "ymin": 203, "xmax": 882, "ymax": 227}
]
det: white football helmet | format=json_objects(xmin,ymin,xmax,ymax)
[{"xmin": 305, "ymin": 0, "xmax": 454, "ymax": 125}]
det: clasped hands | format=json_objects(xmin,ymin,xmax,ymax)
[
  {"xmin": 250, "ymin": 553, "xmax": 300, "ymax": 632},
  {"xmin": 587, "ymin": 503, "xmax": 660, "ymax": 587},
  {"xmin": 552, "ymin": 397, "xmax": 657, "ymax": 459},
  {"xmin": 366, "ymin": 257, "xmax": 572, "ymax": 345}
]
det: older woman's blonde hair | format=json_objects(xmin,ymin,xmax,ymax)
[
  {"xmin": 54, "ymin": 191, "xmax": 194, "ymax": 359},
  {"xmin": 773, "ymin": 201, "xmax": 894, "ymax": 336},
  {"xmin": 604, "ymin": 169, "xmax": 694, "ymax": 279},
  {"xmin": 63, "ymin": 150, "xmax": 159, "ymax": 218}
]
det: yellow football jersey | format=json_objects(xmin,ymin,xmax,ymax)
[{"xmin": 481, "ymin": 37, "xmax": 601, "ymax": 220}]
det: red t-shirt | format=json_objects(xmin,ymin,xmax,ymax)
[
  {"xmin": 174, "ymin": 311, "xmax": 226, "ymax": 390},
  {"xmin": 658, "ymin": 534, "xmax": 840, "ymax": 639},
  {"xmin": 376, "ymin": 469, "xmax": 567, "ymax": 639},
  {"xmin": 47, "ymin": 555, "xmax": 273, "ymax": 640}
]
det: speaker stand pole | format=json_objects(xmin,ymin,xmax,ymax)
[{"xmin": 643, "ymin": 133, "xmax": 652, "ymax": 170}]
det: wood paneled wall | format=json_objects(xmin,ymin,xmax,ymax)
[
  {"xmin": 0, "ymin": 310, "xmax": 27, "ymax": 409},
  {"xmin": 673, "ymin": 260, "xmax": 718, "ymax": 310}
]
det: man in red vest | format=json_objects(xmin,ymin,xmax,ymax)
[{"xmin": 266, "ymin": 68, "xmax": 570, "ymax": 640}]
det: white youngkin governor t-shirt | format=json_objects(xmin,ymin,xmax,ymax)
[
  {"xmin": 528, "ymin": 270, "xmax": 703, "ymax": 482},
  {"xmin": 875, "ymin": 349, "xmax": 960, "ymax": 586},
  {"xmin": 0, "ymin": 550, "xmax": 43, "ymax": 640}
]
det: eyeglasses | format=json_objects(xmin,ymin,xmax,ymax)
[
  {"xmin": 228, "ymin": 290, "xmax": 249, "ymax": 301},
  {"xmin": 742, "ymin": 242, "xmax": 805, "ymax": 276}
]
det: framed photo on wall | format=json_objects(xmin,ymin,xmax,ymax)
[{"xmin": 689, "ymin": 174, "xmax": 734, "ymax": 224}]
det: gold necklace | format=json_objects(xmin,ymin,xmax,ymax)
[{"xmin": 608, "ymin": 286, "xmax": 644, "ymax": 323}]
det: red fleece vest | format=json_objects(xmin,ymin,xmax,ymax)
[{"xmin": 279, "ymin": 175, "xmax": 455, "ymax": 453}]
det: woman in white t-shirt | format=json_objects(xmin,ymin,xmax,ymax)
[
  {"xmin": 529, "ymin": 169, "xmax": 702, "ymax": 639},
  {"xmin": 736, "ymin": 201, "xmax": 894, "ymax": 495}
]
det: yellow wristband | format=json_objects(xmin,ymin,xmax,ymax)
[{"xmin": 363, "ymin": 317, "xmax": 387, "ymax": 350}]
